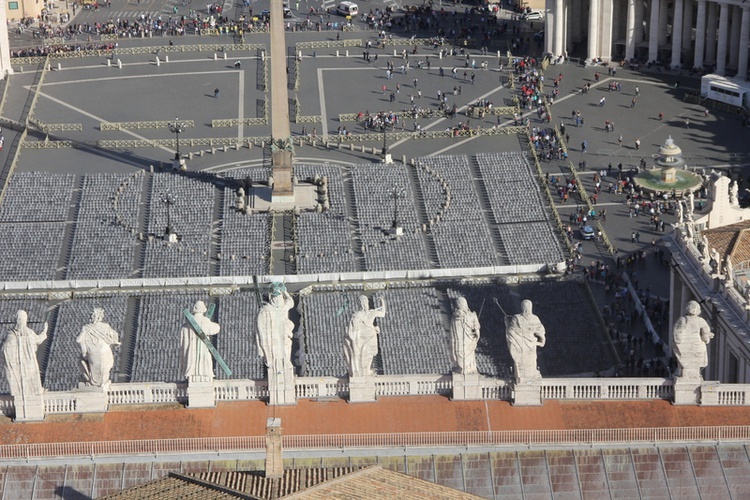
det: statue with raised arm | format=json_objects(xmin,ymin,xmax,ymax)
[
  {"xmin": 505, "ymin": 300, "xmax": 546, "ymax": 384},
  {"xmin": 344, "ymin": 295, "xmax": 386, "ymax": 377},
  {"xmin": 179, "ymin": 300, "xmax": 221, "ymax": 383},
  {"xmin": 449, "ymin": 297, "xmax": 480, "ymax": 374},
  {"xmin": 77, "ymin": 308, "xmax": 120, "ymax": 387},
  {"xmin": 730, "ymin": 181, "xmax": 739, "ymax": 206},
  {"xmin": 257, "ymin": 283, "xmax": 295, "ymax": 375},
  {"xmin": 2, "ymin": 311, "xmax": 47, "ymax": 398},
  {"xmin": 672, "ymin": 300, "xmax": 713, "ymax": 380}
]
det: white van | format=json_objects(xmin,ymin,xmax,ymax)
[{"xmin": 337, "ymin": 1, "xmax": 358, "ymax": 17}]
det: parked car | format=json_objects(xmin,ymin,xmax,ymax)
[
  {"xmin": 579, "ymin": 225, "xmax": 595, "ymax": 240},
  {"xmin": 523, "ymin": 10, "xmax": 544, "ymax": 21}
]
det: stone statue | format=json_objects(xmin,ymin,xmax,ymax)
[
  {"xmin": 730, "ymin": 180, "xmax": 739, "ymax": 206},
  {"xmin": 257, "ymin": 283, "xmax": 295, "ymax": 375},
  {"xmin": 504, "ymin": 300, "xmax": 546, "ymax": 384},
  {"xmin": 701, "ymin": 235, "xmax": 710, "ymax": 262},
  {"xmin": 724, "ymin": 255, "xmax": 734, "ymax": 285},
  {"xmin": 2, "ymin": 311, "xmax": 47, "ymax": 398},
  {"xmin": 710, "ymin": 248, "xmax": 721, "ymax": 273},
  {"xmin": 77, "ymin": 308, "xmax": 120, "ymax": 387},
  {"xmin": 686, "ymin": 191, "xmax": 695, "ymax": 218},
  {"xmin": 179, "ymin": 301, "xmax": 221, "ymax": 383},
  {"xmin": 686, "ymin": 221, "xmax": 694, "ymax": 241},
  {"xmin": 344, "ymin": 295, "xmax": 386, "ymax": 377},
  {"xmin": 672, "ymin": 300, "xmax": 713, "ymax": 380},
  {"xmin": 449, "ymin": 297, "xmax": 480, "ymax": 375},
  {"xmin": 676, "ymin": 202, "xmax": 683, "ymax": 225}
]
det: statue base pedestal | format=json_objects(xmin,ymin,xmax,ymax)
[
  {"xmin": 76, "ymin": 383, "xmax": 110, "ymax": 412},
  {"xmin": 451, "ymin": 372, "xmax": 483, "ymax": 400},
  {"xmin": 382, "ymin": 153, "xmax": 393, "ymax": 164},
  {"xmin": 389, "ymin": 226, "xmax": 403, "ymax": 236},
  {"xmin": 672, "ymin": 378, "xmax": 702, "ymax": 405},
  {"xmin": 348, "ymin": 377, "xmax": 376, "ymax": 403},
  {"xmin": 268, "ymin": 371, "xmax": 297, "ymax": 406},
  {"xmin": 511, "ymin": 382, "xmax": 542, "ymax": 406},
  {"xmin": 12, "ymin": 394, "xmax": 45, "ymax": 421},
  {"xmin": 187, "ymin": 381, "xmax": 216, "ymax": 408}
]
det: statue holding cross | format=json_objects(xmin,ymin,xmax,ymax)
[{"xmin": 179, "ymin": 300, "xmax": 226, "ymax": 383}]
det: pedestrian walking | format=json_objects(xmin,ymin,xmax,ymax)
[
  {"xmin": 630, "ymin": 98, "xmax": 637, "ymax": 108},
  {"xmin": 582, "ymin": 140, "xmax": 588, "ymax": 153},
  {"xmin": 618, "ymin": 134, "xmax": 623, "ymax": 147},
  {"xmin": 635, "ymin": 138, "xmax": 641, "ymax": 150},
  {"xmin": 214, "ymin": 88, "xmax": 220, "ymax": 98},
  {"xmin": 685, "ymin": 118, "xmax": 690, "ymax": 128},
  {"xmin": 599, "ymin": 97, "xmax": 606, "ymax": 107},
  {"xmin": 635, "ymin": 86, "xmax": 639, "ymax": 96}
]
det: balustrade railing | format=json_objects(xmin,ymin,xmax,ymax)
[{"xmin": 2, "ymin": 426, "xmax": 750, "ymax": 460}]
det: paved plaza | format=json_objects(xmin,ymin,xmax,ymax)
[{"xmin": 1, "ymin": 2, "xmax": 750, "ymax": 498}]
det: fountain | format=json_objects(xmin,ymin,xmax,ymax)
[{"xmin": 633, "ymin": 136, "xmax": 703, "ymax": 196}]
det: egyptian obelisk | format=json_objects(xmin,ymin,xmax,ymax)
[
  {"xmin": 269, "ymin": 0, "xmax": 293, "ymax": 203},
  {"xmin": 0, "ymin": 0, "xmax": 14, "ymax": 77}
]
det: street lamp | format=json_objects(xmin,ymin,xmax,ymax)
[
  {"xmin": 168, "ymin": 117, "xmax": 188, "ymax": 170},
  {"xmin": 160, "ymin": 191, "xmax": 177, "ymax": 241},
  {"xmin": 389, "ymin": 184, "xmax": 405, "ymax": 236}
]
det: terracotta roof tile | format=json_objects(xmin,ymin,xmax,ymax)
[
  {"xmin": 286, "ymin": 466, "xmax": 484, "ymax": 499},
  {"xmin": 100, "ymin": 473, "xmax": 246, "ymax": 499}
]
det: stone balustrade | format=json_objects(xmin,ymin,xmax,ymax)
[{"xmin": 1, "ymin": 375, "xmax": 747, "ymax": 420}]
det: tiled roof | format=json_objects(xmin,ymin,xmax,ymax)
[
  {"xmin": 100, "ymin": 466, "xmax": 482, "ymax": 499},
  {"xmin": 193, "ymin": 467, "xmax": 357, "ymax": 499},
  {"xmin": 286, "ymin": 465, "xmax": 484, "ymax": 499},
  {"xmin": 704, "ymin": 220, "xmax": 750, "ymax": 262},
  {"xmin": 100, "ymin": 472, "xmax": 247, "ymax": 499}
]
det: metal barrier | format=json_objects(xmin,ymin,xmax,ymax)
[
  {"xmin": 10, "ymin": 43, "xmax": 267, "ymax": 66},
  {"xmin": 99, "ymin": 120, "xmax": 195, "ymax": 131},
  {"xmin": 297, "ymin": 39, "xmax": 362, "ymax": 49},
  {"xmin": 211, "ymin": 118, "xmax": 267, "ymax": 127}
]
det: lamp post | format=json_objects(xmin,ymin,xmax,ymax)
[
  {"xmin": 160, "ymin": 191, "xmax": 177, "ymax": 241},
  {"xmin": 168, "ymin": 117, "xmax": 187, "ymax": 170},
  {"xmin": 389, "ymin": 184, "xmax": 405, "ymax": 236}
]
